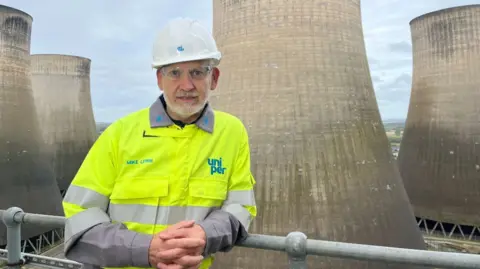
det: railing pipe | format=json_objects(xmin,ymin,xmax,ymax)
[
  {"xmin": 236, "ymin": 234, "xmax": 480, "ymax": 269},
  {"xmin": 305, "ymin": 236, "xmax": 478, "ymax": 268},
  {"xmin": 3, "ymin": 207, "xmax": 480, "ymax": 269},
  {"xmin": 15, "ymin": 211, "xmax": 65, "ymax": 227}
]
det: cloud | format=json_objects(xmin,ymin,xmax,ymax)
[
  {"xmin": 1, "ymin": 0, "xmax": 478, "ymax": 122},
  {"xmin": 375, "ymin": 73, "xmax": 412, "ymax": 103},
  {"xmin": 388, "ymin": 41, "xmax": 412, "ymax": 53}
]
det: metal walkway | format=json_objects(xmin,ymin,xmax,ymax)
[
  {"xmin": 23, "ymin": 243, "xmax": 66, "ymax": 269},
  {"xmin": 39, "ymin": 244, "xmax": 65, "ymax": 259},
  {"xmin": 3, "ymin": 207, "xmax": 480, "ymax": 269}
]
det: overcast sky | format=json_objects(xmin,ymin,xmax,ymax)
[{"xmin": 1, "ymin": 0, "xmax": 477, "ymax": 123}]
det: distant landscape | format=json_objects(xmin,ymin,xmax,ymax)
[
  {"xmin": 95, "ymin": 122, "xmax": 111, "ymax": 134},
  {"xmin": 384, "ymin": 121, "xmax": 405, "ymax": 148},
  {"xmin": 95, "ymin": 120, "xmax": 406, "ymax": 147}
]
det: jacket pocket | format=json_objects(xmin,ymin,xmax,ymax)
[
  {"xmin": 110, "ymin": 177, "xmax": 169, "ymax": 201},
  {"xmin": 188, "ymin": 177, "xmax": 228, "ymax": 208},
  {"xmin": 108, "ymin": 177, "xmax": 170, "ymax": 226}
]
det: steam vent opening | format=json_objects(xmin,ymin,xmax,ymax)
[
  {"xmin": 398, "ymin": 5, "xmax": 480, "ymax": 230},
  {"xmin": 0, "ymin": 5, "xmax": 63, "ymax": 245},
  {"xmin": 210, "ymin": 0, "xmax": 426, "ymax": 268},
  {"xmin": 30, "ymin": 54, "xmax": 97, "ymax": 193}
]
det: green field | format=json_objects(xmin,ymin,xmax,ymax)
[{"xmin": 384, "ymin": 121, "xmax": 404, "ymax": 147}]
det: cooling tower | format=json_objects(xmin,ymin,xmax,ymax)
[
  {"xmin": 210, "ymin": 0, "xmax": 426, "ymax": 268},
  {"xmin": 30, "ymin": 54, "xmax": 97, "ymax": 193},
  {"xmin": 0, "ymin": 5, "xmax": 63, "ymax": 245},
  {"xmin": 397, "ymin": 5, "xmax": 480, "ymax": 226}
]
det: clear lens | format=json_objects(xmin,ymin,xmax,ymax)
[{"xmin": 161, "ymin": 66, "xmax": 212, "ymax": 80}]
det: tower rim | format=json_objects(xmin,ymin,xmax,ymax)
[
  {"xmin": 0, "ymin": 4, "xmax": 33, "ymax": 21},
  {"xmin": 409, "ymin": 4, "xmax": 480, "ymax": 25}
]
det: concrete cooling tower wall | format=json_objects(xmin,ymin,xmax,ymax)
[
  {"xmin": 397, "ymin": 5, "xmax": 480, "ymax": 226},
  {"xmin": 210, "ymin": 0, "xmax": 425, "ymax": 268},
  {"xmin": 0, "ymin": 5, "xmax": 63, "ymax": 245},
  {"xmin": 30, "ymin": 54, "xmax": 97, "ymax": 192}
]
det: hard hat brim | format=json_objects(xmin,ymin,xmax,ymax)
[{"xmin": 152, "ymin": 52, "xmax": 222, "ymax": 69}]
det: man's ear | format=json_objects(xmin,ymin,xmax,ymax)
[
  {"xmin": 210, "ymin": 67, "xmax": 220, "ymax": 90},
  {"xmin": 156, "ymin": 68, "xmax": 163, "ymax": 89}
]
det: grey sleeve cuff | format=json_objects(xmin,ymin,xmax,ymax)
[
  {"xmin": 130, "ymin": 231, "xmax": 154, "ymax": 267},
  {"xmin": 64, "ymin": 207, "xmax": 111, "ymax": 254},
  {"xmin": 64, "ymin": 222, "xmax": 153, "ymax": 268},
  {"xmin": 196, "ymin": 209, "xmax": 249, "ymax": 257}
]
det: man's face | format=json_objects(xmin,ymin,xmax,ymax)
[{"xmin": 157, "ymin": 60, "xmax": 220, "ymax": 122}]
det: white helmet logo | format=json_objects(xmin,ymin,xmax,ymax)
[{"xmin": 177, "ymin": 46, "xmax": 184, "ymax": 52}]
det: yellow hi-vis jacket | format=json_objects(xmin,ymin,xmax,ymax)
[{"xmin": 61, "ymin": 97, "xmax": 257, "ymax": 269}]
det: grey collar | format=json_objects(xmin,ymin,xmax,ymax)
[{"xmin": 149, "ymin": 95, "xmax": 214, "ymax": 133}]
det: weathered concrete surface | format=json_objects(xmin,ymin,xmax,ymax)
[
  {"xmin": 398, "ymin": 5, "xmax": 480, "ymax": 227},
  {"xmin": 30, "ymin": 54, "xmax": 97, "ymax": 192},
  {"xmin": 0, "ymin": 5, "xmax": 63, "ymax": 245},
  {"xmin": 210, "ymin": 0, "xmax": 426, "ymax": 268}
]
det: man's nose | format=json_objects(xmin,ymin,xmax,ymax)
[{"xmin": 178, "ymin": 74, "xmax": 195, "ymax": 90}]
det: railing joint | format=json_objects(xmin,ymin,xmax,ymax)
[
  {"xmin": 2, "ymin": 207, "xmax": 26, "ymax": 269},
  {"xmin": 285, "ymin": 231, "xmax": 308, "ymax": 269},
  {"xmin": 2, "ymin": 207, "xmax": 23, "ymax": 227}
]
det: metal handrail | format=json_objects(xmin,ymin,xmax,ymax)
[{"xmin": 2, "ymin": 207, "xmax": 480, "ymax": 269}]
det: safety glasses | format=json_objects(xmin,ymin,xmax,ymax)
[{"xmin": 160, "ymin": 65, "xmax": 213, "ymax": 81}]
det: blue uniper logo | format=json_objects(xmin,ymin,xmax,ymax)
[
  {"xmin": 208, "ymin": 157, "xmax": 226, "ymax": 175},
  {"xmin": 177, "ymin": 45, "xmax": 184, "ymax": 52}
]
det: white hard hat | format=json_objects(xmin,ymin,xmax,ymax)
[{"xmin": 152, "ymin": 17, "xmax": 222, "ymax": 69}]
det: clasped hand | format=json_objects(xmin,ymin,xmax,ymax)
[{"xmin": 149, "ymin": 220, "xmax": 207, "ymax": 269}]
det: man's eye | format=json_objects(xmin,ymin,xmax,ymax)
[{"xmin": 169, "ymin": 70, "xmax": 181, "ymax": 77}]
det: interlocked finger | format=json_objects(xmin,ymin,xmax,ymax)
[
  {"xmin": 164, "ymin": 237, "xmax": 205, "ymax": 249},
  {"xmin": 156, "ymin": 247, "xmax": 189, "ymax": 260},
  {"xmin": 157, "ymin": 258, "xmax": 202, "ymax": 269},
  {"xmin": 157, "ymin": 262, "xmax": 182, "ymax": 269},
  {"xmin": 173, "ymin": 254, "xmax": 204, "ymax": 267}
]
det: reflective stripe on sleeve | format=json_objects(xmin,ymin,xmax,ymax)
[
  {"xmin": 108, "ymin": 204, "xmax": 218, "ymax": 225},
  {"xmin": 64, "ymin": 207, "xmax": 111, "ymax": 252},
  {"xmin": 222, "ymin": 203, "xmax": 252, "ymax": 229},
  {"xmin": 63, "ymin": 185, "xmax": 110, "ymax": 211},
  {"xmin": 107, "ymin": 190, "xmax": 254, "ymax": 226},
  {"xmin": 224, "ymin": 189, "xmax": 256, "ymax": 206}
]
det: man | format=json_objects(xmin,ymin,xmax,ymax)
[{"xmin": 61, "ymin": 17, "xmax": 257, "ymax": 269}]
